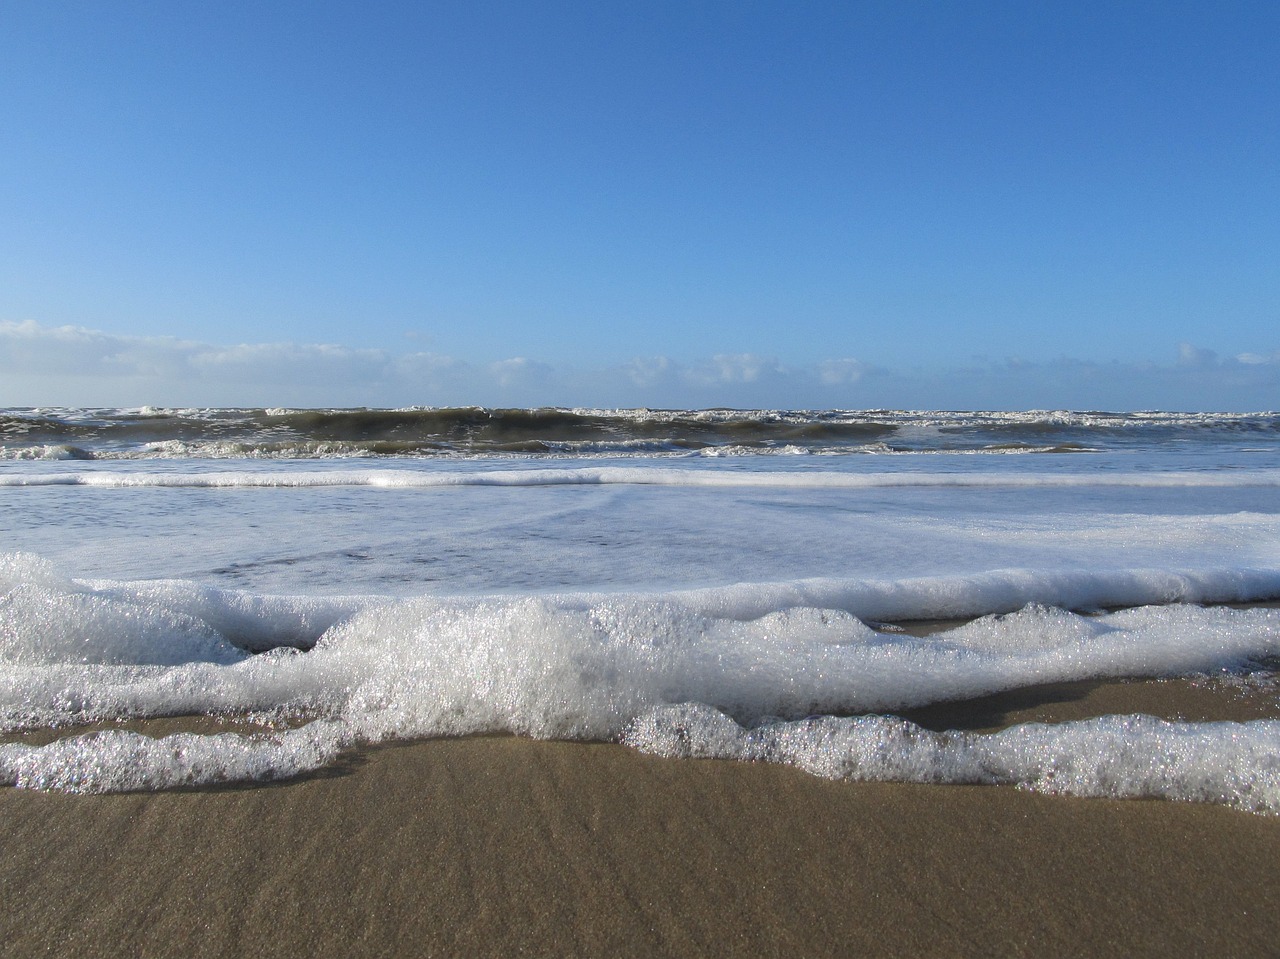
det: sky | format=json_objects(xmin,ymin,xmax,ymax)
[{"xmin": 1, "ymin": 1, "xmax": 1277, "ymax": 411}]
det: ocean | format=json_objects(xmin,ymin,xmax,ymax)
[{"xmin": 2, "ymin": 407, "xmax": 1279, "ymax": 808}]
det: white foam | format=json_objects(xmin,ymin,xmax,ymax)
[
  {"xmin": 0, "ymin": 555, "xmax": 245, "ymax": 666},
  {"xmin": 2, "ymin": 560, "xmax": 1279, "ymax": 802},
  {"xmin": 0, "ymin": 445, "xmax": 89, "ymax": 461},
  {"xmin": 657, "ymin": 566, "xmax": 1280, "ymax": 624},
  {"xmin": 0, "ymin": 722, "xmax": 349, "ymax": 793},
  {"xmin": 3, "ymin": 558, "xmax": 1279, "ymax": 728},
  {"xmin": 623, "ymin": 706, "xmax": 1280, "ymax": 813},
  {"xmin": 0, "ymin": 552, "xmax": 375, "ymax": 654},
  {"xmin": 3, "ymin": 466, "xmax": 1279, "ymax": 489}
]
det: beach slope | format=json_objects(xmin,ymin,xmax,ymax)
[{"xmin": 4, "ymin": 724, "xmax": 1279, "ymax": 958}]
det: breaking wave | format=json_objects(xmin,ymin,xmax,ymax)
[{"xmin": 3, "ymin": 407, "xmax": 1278, "ymax": 459}]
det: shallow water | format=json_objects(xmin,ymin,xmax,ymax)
[{"xmin": 2, "ymin": 407, "xmax": 1279, "ymax": 806}]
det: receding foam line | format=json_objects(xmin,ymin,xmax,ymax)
[
  {"xmin": 4, "ymin": 551, "xmax": 1280, "ymax": 804},
  {"xmin": 4, "ymin": 467, "xmax": 1280, "ymax": 490},
  {"xmin": 642, "ymin": 565, "xmax": 1280, "ymax": 623},
  {"xmin": 624, "ymin": 706, "xmax": 1280, "ymax": 813}
]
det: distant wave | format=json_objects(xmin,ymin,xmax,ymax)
[{"xmin": 3, "ymin": 406, "xmax": 1277, "ymax": 459}]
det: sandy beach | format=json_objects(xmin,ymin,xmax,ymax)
[
  {"xmin": 5, "ymin": 0, "xmax": 1280, "ymax": 947},
  {"xmin": 4, "ymin": 675, "xmax": 1279, "ymax": 959}
]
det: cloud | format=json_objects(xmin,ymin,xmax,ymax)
[
  {"xmin": 0, "ymin": 320, "xmax": 440, "ymax": 407},
  {"xmin": 1, "ymin": 320, "xmax": 1276, "ymax": 411},
  {"xmin": 888, "ymin": 349, "xmax": 1280, "ymax": 411},
  {"xmin": 1177, "ymin": 343, "xmax": 1219, "ymax": 369},
  {"xmin": 488, "ymin": 357, "xmax": 554, "ymax": 388},
  {"xmin": 622, "ymin": 356, "xmax": 673, "ymax": 387},
  {"xmin": 188, "ymin": 342, "xmax": 392, "ymax": 383},
  {"xmin": 0, "ymin": 321, "xmax": 393, "ymax": 385},
  {"xmin": 1236, "ymin": 351, "xmax": 1280, "ymax": 366},
  {"xmin": 817, "ymin": 358, "xmax": 874, "ymax": 386},
  {"xmin": 704, "ymin": 353, "xmax": 778, "ymax": 384},
  {"xmin": 0, "ymin": 320, "xmax": 200, "ymax": 378}
]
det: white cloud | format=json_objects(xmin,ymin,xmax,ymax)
[
  {"xmin": 684, "ymin": 353, "xmax": 783, "ymax": 386},
  {"xmin": 623, "ymin": 356, "xmax": 673, "ymax": 387},
  {"xmin": 1, "ymin": 320, "xmax": 1276, "ymax": 411},
  {"xmin": 188, "ymin": 342, "xmax": 391, "ymax": 383},
  {"xmin": 0, "ymin": 320, "xmax": 200, "ymax": 377},
  {"xmin": 488, "ymin": 356, "xmax": 554, "ymax": 388},
  {"xmin": 817, "ymin": 358, "xmax": 873, "ymax": 386},
  {"xmin": 0, "ymin": 321, "xmax": 423, "ymax": 406},
  {"xmin": 710, "ymin": 353, "xmax": 774, "ymax": 383},
  {"xmin": 1177, "ymin": 343, "xmax": 1219, "ymax": 369}
]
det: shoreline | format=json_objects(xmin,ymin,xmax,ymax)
[
  {"xmin": 4, "ymin": 734, "xmax": 1279, "ymax": 958},
  {"xmin": 7, "ymin": 662, "xmax": 1279, "ymax": 747},
  {"xmin": 4, "ymin": 674, "xmax": 1280, "ymax": 957}
]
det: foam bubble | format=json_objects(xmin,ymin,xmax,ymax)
[
  {"xmin": 623, "ymin": 705, "xmax": 1280, "ymax": 813},
  {"xmin": 3, "ymin": 466, "xmax": 1279, "ymax": 489},
  {"xmin": 3, "ymin": 555, "xmax": 1279, "ymax": 803},
  {"xmin": 0, "ymin": 554, "xmax": 244, "ymax": 666},
  {"xmin": 0, "ymin": 721, "xmax": 348, "ymax": 793}
]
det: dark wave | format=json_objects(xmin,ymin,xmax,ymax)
[
  {"xmin": 2, "ymin": 408, "xmax": 1278, "ymax": 459},
  {"xmin": 0, "ymin": 407, "xmax": 899, "ymax": 457},
  {"xmin": 936, "ymin": 415, "xmax": 1280, "ymax": 449}
]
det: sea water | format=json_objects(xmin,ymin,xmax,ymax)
[{"xmin": 1, "ymin": 407, "xmax": 1279, "ymax": 808}]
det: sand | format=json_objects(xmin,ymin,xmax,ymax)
[{"xmin": 3, "ymin": 675, "xmax": 1279, "ymax": 958}]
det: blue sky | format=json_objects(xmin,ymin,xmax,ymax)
[{"xmin": 2, "ymin": 1, "xmax": 1277, "ymax": 410}]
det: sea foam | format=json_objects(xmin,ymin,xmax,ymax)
[
  {"xmin": 624, "ymin": 707, "xmax": 1280, "ymax": 813},
  {"xmin": 2, "ymin": 553, "xmax": 1278, "ymax": 803},
  {"xmin": 2, "ymin": 408, "xmax": 1278, "ymax": 804},
  {"xmin": 4, "ymin": 466, "xmax": 1280, "ymax": 489}
]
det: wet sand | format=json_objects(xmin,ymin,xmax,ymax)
[{"xmin": 3, "ymin": 675, "xmax": 1279, "ymax": 958}]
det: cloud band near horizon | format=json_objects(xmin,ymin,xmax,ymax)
[{"xmin": 1, "ymin": 319, "xmax": 1276, "ymax": 412}]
